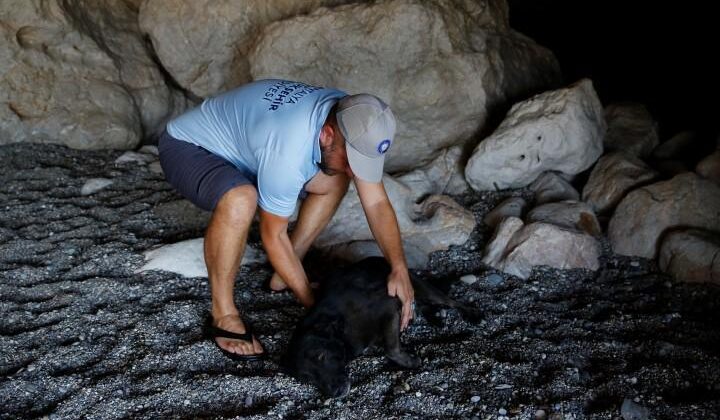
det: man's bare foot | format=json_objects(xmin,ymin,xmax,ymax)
[{"xmin": 212, "ymin": 313, "xmax": 264, "ymax": 357}]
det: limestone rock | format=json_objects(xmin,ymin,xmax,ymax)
[
  {"xmin": 80, "ymin": 178, "xmax": 114, "ymax": 196},
  {"xmin": 696, "ymin": 150, "xmax": 720, "ymax": 185},
  {"xmin": 482, "ymin": 216, "xmax": 524, "ymax": 267},
  {"xmin": 396, "ymin": 145, "xmax": 470, "ymax": 200},
  {"xmin": 526, "ymin": 200, "xmax": 602, "ymax": 236},
  {"xmin": 139, "ymin": 0, "xmax": 350, "ymax": 98},
  {"xmin": 603, "ymin": 103, "xmax": 659, "ymax": 157},
  {"xmin": 582, "ymin": 152, "xmax": 658, "ymax": 215},
  {"xmin": 315, "ymin": 174, "xmax": 476, "ymax": 268},
  {"xmin": 608, "ymin": 173, "xmax": 720, "ymax": 258},
  {"xmin": 136, "ymin": 238, "xmax": 266, "ymax": 278},
  {"xmin": 1, "ymin": 0, "xmax": 185, "ymax": 149},
  {"xmin": 659, "ymin": 229, "xmax": 720, "ymax": 285},
  {"xmin": 250, "ymin": 0, "xmax": 561, "ymax": 173},
  {"xmin": 529, "ymin": 171, "xmax": 579, "ymax": 204},
  {"xmin": 483, "ymin": 197, "xmax": 527, "ymax": 228},
  {"xmin": 652, "ymin": 131, "xmax": 697, "ymax": 160},
  {"xmin": 484, "ymin": 222, "xmax": 600, "ymax": 280},
  {"xmin": 465, "ymin": 79, "xmax": 605, "ymax": 191}
]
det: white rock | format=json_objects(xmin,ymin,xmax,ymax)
[
  {"xmin": 315, "ymin": 175, "xmax": 476, "ymax": 268},
  {"xmin": 80, "ymin": 178, "xmax": 114, "ymax": 196},
  {"xmin": 696, "ymin": 150, "xmax": 720, "ymax": 185},
  {"xmin": 139, "ymin": 0, "xmax": 350, "ymax": 98},
  {"xmin": 460, "ymin": 274, "xmax": 478, "ymax": 285},
  {"xmin": 608, "ymin": 172, "xmax": 720, "ymax": 258},
  {"xmin": 396, "ymin": 146, "xmax": 469, "ymax": 199},
  {"xmin": 249, "ymin": 0, "xmax": 560, "ymax": 173},
  {"xmin": 136, "ymin": 238, "xmax": 266, "ymax": 278},
  {"xmin": 115, "ymin": 151, "xmax": 156, "ymax": 165},
  {"xmin": 485, "ymin": 222, "xmax": 600, "ymax": 280},
  {"xmin": 1, "ymin": 0, "xmax": 185, "ymax": 149},
  {"xmin": 529, "ymin": 172, "xmax": 579, "ymax": 204},
  {"xmin": 659, "ymin": 229, "xmax": 720, "ymax": 285},
  {"xmin": 603, "ymin": 103, "xmax": 659, "ymax": 157},
  {"xmin": 582, "ymin": 152, "xmax": 658, "ymax": 215},
  {"xmin": 482, "ymin": 217, "xmax": 524, "ymax": 268},
  {"xmin": 483, "ymin": 197, "xmax": 527, "ymax": 228},
  {"xmin": 526, "ymin": 200, "xmax": 601, "ymax": 236},
  {"xmin": 465, "ymin": 79, "xmax": 605, "ymax": 190}
]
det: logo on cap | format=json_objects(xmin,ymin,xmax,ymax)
[{"xmin": 377, "ymin": 139, "xmax": 391, "ymax": 154}]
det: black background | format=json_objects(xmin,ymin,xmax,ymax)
[{"xmin": 508, "ymin": 1, "xmax": 718, "ymax": 142}]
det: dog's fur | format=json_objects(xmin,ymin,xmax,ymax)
[{"xmin": 283, "ymin": 257, "xmax": 481, "ymax": 397}]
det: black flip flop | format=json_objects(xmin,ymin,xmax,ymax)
[{"xmin": 203, "ymin": 316, "xmax": 265, "ymax": 361}]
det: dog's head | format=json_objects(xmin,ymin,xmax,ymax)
[{"xmin": 284, "ymin": 319, "xmax": 350, "ymax": 398}]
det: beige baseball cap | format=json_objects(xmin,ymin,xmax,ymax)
[{"xmin": 336, "ymin": 94, "xmax": 396, "ymax": 183}]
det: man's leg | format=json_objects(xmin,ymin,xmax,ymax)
[
  {"xmin": 268, "ymin": 174, "xmax": 350, "ymax": 291},
  {"xmin": 205, "ymin": 184, "xmax": 263, "ymax": 356}
]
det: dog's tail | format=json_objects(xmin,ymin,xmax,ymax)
[{"xmin": 410, "ymin": 274, "xmax": 483, "ymax": 322}]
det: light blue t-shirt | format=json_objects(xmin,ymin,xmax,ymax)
[{"xmin": 167, "ymin": 79, "xmax": 347, "ymax": 217}]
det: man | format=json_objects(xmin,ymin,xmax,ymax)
[{"xmin": 158, "ymin": 79, "xmax": 414, "ymax": 360}]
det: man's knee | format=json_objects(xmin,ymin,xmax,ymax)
[{"xmin": 215, "ymin": 184, "xmax": 258, "ymax": 225}]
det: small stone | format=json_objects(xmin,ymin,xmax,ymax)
[
  {"xmin": 535, "ymin": 409, "xmax": 547, "ymax": 420},
  {"xmin": 415, "ymin": 391, "xmax": 422, "ymax": 397},
  {"xmin": 460, "ymin": 274, "xmax": 478, "ymax": 285},
  {"xmin": 471, "ymin": 395, "xmax": 481, "ymax": 403},
  {"xmin": 499, "ymin": 408, "xmax": 507, "ymax": 415},
  {"xmin": 486, "ymin": 273, "xmax": 504, "ymax": 286}
]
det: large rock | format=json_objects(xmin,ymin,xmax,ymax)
[
  {"xmin": 483, "ymin": 221, "xmax": 600, "ymax": 279},
  {"xmin": 659, "ymin": 229, "xmax": 720, "ymax": 285},
  {"xmin": 608, "ymin": 173, "xmax": 720, "ymax": 258},
  {"xmin": 465, "ymin": 79, "xmax": 605, "ymax": 190},
  {"xmin": 582, "ymin": 152, "xmax": 658, "ymax": 215},
  {"xmin": 395, "ymin": 145, "xmax": 469, "ymax": 199},
  {"xmin": 249, "ymin": 0, "xmax": 560, "ymax": 173},
  {"xmin": 696, "ymin": 150, "xmax": 720, "ymax": 185},
  {"xmin": 139, "ymin": 0, "xmax": 350, "ymax": 98},
  {"xmin": 315, "ymin": 175, "xmax": 476, "ymax": 268},
  {"xmin": 482, "ymin": 216, "xmax": 524, "ymax": 267},
  {"xmin": 603, "ymin": 103, "xmax": 659, "ymax": 157},
  {"xmin": 483, "ymin": 197, "xmax": 527, "ymax": 228},
  {"xmin": 137, "ymin": 238, "xmax": 266, "ymax": 278},
  {"xmin": 1, "ymin": 0, "xmax": 184, "ymax": 149},
  {"xmin": 528, "ymin": 171, "xmax": 579, "ymax": 204},
  {"xmin": 526, "ymin": 200, "xmax": 602, "ymax": 236}
]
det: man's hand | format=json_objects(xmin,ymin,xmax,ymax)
[{"xmin": 387, "ymin": 268, "xmax": 415, "ymax": 330}]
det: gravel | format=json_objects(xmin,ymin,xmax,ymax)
[{"xmin": 1, "ymin": 143, "xmax": 719, "ymax": 419}]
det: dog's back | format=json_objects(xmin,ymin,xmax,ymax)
[{"xmin": 284, "ymin": 257, "xmax": 480, "ymax": 397}]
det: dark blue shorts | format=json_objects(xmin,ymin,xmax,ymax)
[{"xmin": 158, "ymin": 130, "xmax": 253, "ymax": 211}]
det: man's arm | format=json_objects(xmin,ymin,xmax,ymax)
[
  {"xmin": 354, "ymin": 178, "xmax": 415, "ymax": 330},
  {"xmin": 259, "ymin": 209, "xmax": 314, "ymax": 308}
]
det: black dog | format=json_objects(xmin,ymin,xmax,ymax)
[{"xmin": 283, "ymin": 257, "xmax": 481, "ymax": 398}]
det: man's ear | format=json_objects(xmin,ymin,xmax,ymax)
[{"xmin": 319, "ymin": 123, "xmax": 335, "ymax": 148}]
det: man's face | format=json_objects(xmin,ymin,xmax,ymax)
[{"xmin": 319, "ymin": 130, "xmax": 354, "ymax": 178}]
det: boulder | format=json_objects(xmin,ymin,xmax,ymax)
[
  {"xmin": 315, "ymin": 174, "xmax": 476, "ymax": 268},
  {"xmin": 1, "ymin": 0, "xmax": 185, "ymax": 149},
  {"xmin": 138, "ymin": 0, "xmax": 350, "ymax": 98},
  {"xmin": 395, "ymin": 145, "xmax": 469, "ymax": 199},
  {"xmin": 696, "ymin": 150, "xmax": 720, "ymax": 185},
  {"xmin": 528, "ymin": 171, "xmax": 579, "ymax": 204},
  {"xmin": 483, "ymin": 221, "xmax": 600, "ymax": 280},
  {"xmin": 603, "ymin": 103, "xmax": 659, "ymax": 157},
  {"xmin": 526, "ymin": 200, "xmax": 602, "ymax": 236},
  {"xmin": 465, "ymin": 79, "xmax": 605, "ymax": 190},
  {"xmin": 608, "ymin": 173, "xmax": 720, "ymax": 258},
  {"xmin": 482, "ymin": 216, "xmax": 524, "ymax": 267},
  {"xmin": 582, "ymin": 152, "xmax": 658, "ymax": 215},
  {"xmin": 483, "ymin": 197, "xmax": 527, "ymax": 228},
  {"xmin": 659, "ymin": 229, "xmax": 720, "ymax": 285},
  {"xmin": 249, "ymin": 0, "xmax": 561, "ymax": 173}
]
